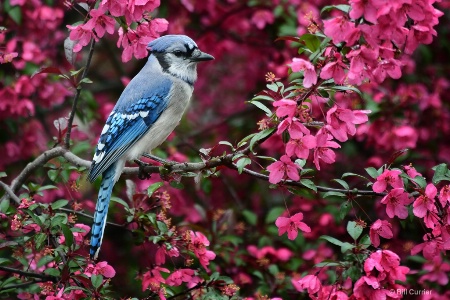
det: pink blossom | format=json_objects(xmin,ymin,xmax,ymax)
[
  {"xmin": 273, "ymin": 99, "xmax": 297, "ymax": 119},
  {"xmin": 84, "ymin": 6, "xmax": 115, "ymax": 39},
  {"xmin": 349, "ymin": 0, "xmax": 378, "ymax": 24},
  {"xmin": 372, "ymin": 169, "xmax": 403, "ymax": 193},
  {"xmin": 165, "ymin": 269, "xmax": 195, "ymax": 286},
  {"xmin": 141, "ymin": 266, "xmax": 169, "ymax": 299},
  {"xmin": 404, "ymin": 164, "xmax": 421, "ymax": 178},
  {"xmin": 251, "ymin": 10, "xmax": 274, "ymax": 29},
  {"xmin": 286, "ymin": 134, "xmax": 316, "ymax": 159},
  {"xmin": 275, "ymin": 212, "xmax": 311, "ymax": 240},
  {"xmin": 325, "ymin": 105, "xmax": 370, "ymax": 142},
  {"xmin": 189, "ymin": 231, "xmax": 216, "ymax": 271},
  {"xmin": 22, "ymin": 223, "xmax": 41, "ymax": 233},
  {"xmin": 323, "ymin": 16, "xmax": 360, "ymax": 46},
  {"xmin": 419, "ymin": 257, "xmax": 450, "ymax": 285},
  {"xmin": 101, "ymin": 0, "xmax": 127, "ymax": 17},
  {"xmin": 290, "ymin": 58, "xmax": 317, "ymax": 88},
  {"xmin": 313, "ymin": 133, "xmax": 340, "ymax": 170},
  {"xmin": 370, "ymin": 219, "xmax": 393, "ymax": 247},
  {"xmin": 295, "ymin": 274, "xmax": 321, "ymax": 294},
  {"xmin": 125, "ymin": 0, "xmax": 161, "ymax": 25},
  {"xmin": 380, "ymin": 188, "xmax": 413, "ymax": 219},
  {"xmin": 372, "ymin": 58, "xmax": 402, "ymax": 83},
  {"xmin": 266, "ymin": 155, "xmax": 301, "ymax": 184},
  {"xmin": 66, "ymin": 24, "xmax": 97, "ymax": 52},
  {"xmin": 411, "ymin": 234, "xmax": 443, "ymax": 260},
  {"xmin": 84, "ymin": 261, "xmax": 116, "ymax": 278},
  {"xmin": 155, "ymin": 244, "xmax": 180, "ymax": 265},
  {"xmin": 320, "ymin": 53, "xmax": 347, "ymax": 84},
  {"xmin": 413, "ymin": 184, "xmax": 437, "ymax": 218},
  {"xmin": 277, "ymin": 117, "xmax": 309, "ymax": 139},
  {"xmin": 439, "ymin": 185, "xmax": 450, "ymax": 207}
]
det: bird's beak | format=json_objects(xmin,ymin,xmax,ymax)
[{"xmin": 191, "ymin": 50, "xmax": 214, "ymax": 62}]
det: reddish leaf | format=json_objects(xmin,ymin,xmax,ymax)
[{"xmin": 31, "ymin": 66, "xmax": 63, "ymax": 78}]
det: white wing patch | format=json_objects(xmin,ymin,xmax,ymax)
[
  {"xmin": 101, "ymin": 124, "xmax": 110, "ymax": 134},
  {"xmin": 93, "ymin": 151, "xmax": 105, "ymax": 163},
  {"xmin": 139, "ymin": 111, "xmax": 149, "ymax": 118}
]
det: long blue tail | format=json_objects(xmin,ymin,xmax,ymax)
[{"xmin": 90, "ymin": 163, "xmax": 116, "ymax": 260}]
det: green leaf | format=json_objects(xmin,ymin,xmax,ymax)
[
  {"xmin": 330, "ymin": 85, "xmax": 362, "ymax": 96},
  {"xmin": 250, "ymin": 128, "xmax": 275, "ymax": 151},
  {"xmin": 322, "ymin": 191, "xmax": 346, "ymax": 198},
  {"xmin": 169, "ymin": 181, "xmax": 184, "ymax": 189},
  {"xmin": 0, "ymin": 172, "xmax": 6, "ymax": 178},
  {"xmin": 147, "ymin": 182, "xmax": 164, "ymax": 197},
  {"xmin": 344, "ymin": 265, "xmax": 361, "ymax": 281},
  {"xmin": 300, "ymin": 179, "xmax": 317, "ymax": 192},
  {"xmin": 7, "ymin": 6, "xmax": 22, "ymax": 24},
  {"xmin": 91, "ymin": 274, "xmax": 103, "ymax": 289},
  {"xmin": 332, "ymin": 179, "xmax": 349, "ymax": 190},
  {"xmin": 432, "ymin": 163, "xmax": 449, "ymax": 184},
  {"xmin": 320, "ymin": 235, "xmax": 344, "ymax": 247},
  {"xmin": 365, "ymin": 167, "xmax": 380, "ymax": 179},
  {"xmin": 347, "ymin": 221, "xmax": 363, "ymax": 240},
  {"xmin": 236, "ymin": 157, "xmax": 251, "ymax": 174},
  {"xmin": 38, "ymin": 185, "xmax": 58, "ymax": 192},
  {"xmin": 299, "ymin": 34, "xmax": 321, "ymax": 52},
  {"xmin": 44, "ymin": 268, "xmax": 61, "ymax": 277},
  {"xmin": 341, "ymin": 242, "xmax": 355, "ymax": 253},
  {"xmin": 37, "ymin": 255, "xmax": 54, "ymax": 268},
  {"xmin": 321, "ymin": 4, "xmax": 351, "ymax": 15},
  {"xmin": 242, "ymin": 210, "xmax": 257, "ymax": 226},
  {"xmin": 60, "ymin": 223, "xmax": 74, "ymax": 248},
  {"xmin": 342, "ymin": 172, "xmax": 369, "ymax": 181},
  {"xmin": 79, "ymin": 77, "xmax": 93, "ymax": 84},
  {"xmin": 249, "ymin": 100, "xmax": 273, "ymax": 116},
  {"xmin": 23, "ymin": 209, "xmax": 43, "ymax": 227},
  {"xmin": 265, "ymin": 207, "xmax": 285, "ymax": 224},
  {"xmin": 0, "ymin": 258, "xmax": 11, "ymax": 265},
  {"xmin": 156, "ymin": 221, "xmax": 168, "ymax": 234},
  {"xmin": 51, "ymin": 199, "xmax": 69, "ymax": 210},
  {"xmin": 314, "ymin": 260, "xmax": 341, "ymax": 268},
  {"xmin": 110, "ymin": 196, "xmax": 129, "ymax": 209},
  {"xmin": 411, "ymin": 176, "xmax": 427, "ymax": 188},
  {"xmin": 218, "ymin": 141, "xmax": 234, "ymax": 149},
  {"xmin": 359, "ymin": 234, "xmax": 371, "ymax": 249},
  {"xmin": 51, "ymin": 214, "xmax": 67, "ymax": 228},
  {"xmin": 339, "ymin": 202, "xmax": 351, "ymax": 220},
  {"xmin": 34, "ymin": 233, "xmax": 47, "ymax": 250},
  {"xmin": 0, "ymin": 198, "xmax": 10, "ymax": 213},
  {"xmin": 47, "ymin": 169, "xmax": 59, "ymax": 182}
]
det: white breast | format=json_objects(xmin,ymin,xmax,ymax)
[{"xmin": 123, "ymin": 79, "xmax": 193, "ymax": 162}]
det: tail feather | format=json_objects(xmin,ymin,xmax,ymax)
[{"xmin": 90, "ymin": 163, "xmax": 116, "ymax": 260}]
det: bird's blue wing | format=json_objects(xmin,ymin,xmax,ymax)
[{"xmin": 88, "ymin": 90, "xmax": 170, "ymax": 182}]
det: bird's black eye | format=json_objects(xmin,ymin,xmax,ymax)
[{"xmin": 173, "ymin": 50, "xmax": 184, "ymax": 57}]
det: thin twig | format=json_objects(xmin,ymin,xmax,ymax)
[
  {"xmin": 0, "ymin": 265, "xmax": 57, "ymax": 282},
  {"xmin": 58, "ymin": 207, "xmax": 125, "ymax": 228},
  {"xmin": 64, "ymin": 38, "xmax": 97, "ymax": 149}
]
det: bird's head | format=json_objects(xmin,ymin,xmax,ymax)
[{"xmin": 148, "ymin": 35, "xmax": 214, "ymax": 85}]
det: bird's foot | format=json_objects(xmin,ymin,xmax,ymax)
[{"xmin": 134, "ymin": 159, "xmax": 152, "ymax": 180}]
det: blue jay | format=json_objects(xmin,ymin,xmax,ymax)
[{"xmin": 88, "ymin": 35, "xmax": 214, "ymax": 259}]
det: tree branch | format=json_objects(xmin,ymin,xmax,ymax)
[
  {"xmin": 0, "ymin": 265, "xmax": 57, "ymax": 282},
  {"xmin": 0, "ymin": 180, "xmax": 21, "ymax": 204},
  {"xmin": 64, "ymin": 38, "xmax": 96, "ymax": 149}
]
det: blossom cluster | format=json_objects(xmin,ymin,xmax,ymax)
[
  {"xmin": 67, "ymin": 0, "xmax": 168, "ymax": 62},
  {"xmin": 323, "ymin": 0, "xmax": 442, "ymax": 84}
]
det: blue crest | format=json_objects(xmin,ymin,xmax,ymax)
[{"xmin": 148, "ymin": 35, "xmax": 197, "ymax": 53}]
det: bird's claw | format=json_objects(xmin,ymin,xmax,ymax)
[{"xmin": 134, "ymin": 159, "xmax": 152, "ymax": 180}]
